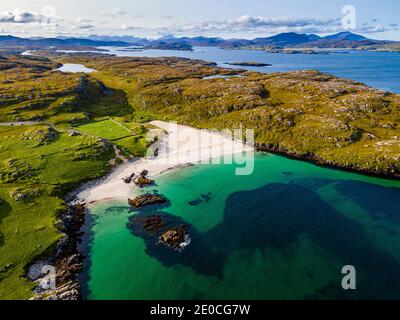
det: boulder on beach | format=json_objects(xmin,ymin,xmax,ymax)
[
  {"xmin": 139, "ymin": 170, "xmax": 149, "ymax": 177},
  {"xmin": 134, "ymin": 175, "xmax": 154, "ymax": 187},
  {"xmin": 122, "ymin": 173, "xmax": 136, "ymax": 184}
]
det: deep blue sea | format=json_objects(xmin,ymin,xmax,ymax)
[{"xmin": 100, "ymin": 46, "xmax": 400, "ymax": 93}]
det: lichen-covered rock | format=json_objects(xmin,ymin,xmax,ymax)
[
  {"xmin": 67, "ymin": 129, "xmax": 81, "ymax": 137},
  {"xmin": 21, "ymin": 126, "xmax": 58, "ymax": 145}
]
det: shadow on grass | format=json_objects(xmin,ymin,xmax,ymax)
[{"xmin": 82, "ymin": 85, "xmax": 133, "ymax": 118}]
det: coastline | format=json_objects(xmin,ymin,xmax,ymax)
[
  {"xmin": 27, "ymin": 120, "xmax": 252, "ymax": 299},
  {"xmin": 255, "ymin": 143, "xmax": 400, "ymax": 181},
  {"xmin": 29, "ymin": 120, "xmax": 400, "ymax": 300},
  {"xmin": 73, "ymin": 120, "xmax": 253, "ymax": 206}
]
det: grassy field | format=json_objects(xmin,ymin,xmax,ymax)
[
  {"xmin": 78, "ymin": 119, "xmax": 132, "ymax": 140},
  {"xmin": 77, "ymin": 119, "xmax": 151, "ymax": 157},
  {"xmin": 0, "ymin": 124, "xmax": 114, "ymax": 299}
]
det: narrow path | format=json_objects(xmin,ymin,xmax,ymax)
[{"xmin": 0, "ymin": 121, "xmax": 39, "ymax": 126}]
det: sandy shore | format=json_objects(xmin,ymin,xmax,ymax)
[{"xmin": 75, "ymin": 120, "xmax": 252, "ymax": 205}]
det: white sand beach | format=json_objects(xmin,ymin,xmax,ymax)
[{"xmin": 75, "ymin": 120, "xmax": 253, "ymax": 205}]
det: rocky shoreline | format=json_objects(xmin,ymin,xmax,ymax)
[
  {"xmin": 25, "ymin": 128, "xmax": 398, "ymax": 300},
  {"xmin": 29, "ymin": 203, "xmax": 87, "ymax": 300},
  {"xmin": 255, "ymin": 143, "xmax": 400, "ymax": 181}
]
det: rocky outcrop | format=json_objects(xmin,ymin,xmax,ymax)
[
  {"xmin": 158, "ymin": 225, "xmax": 189, "ymax": 251},
  {"xmin": 122, "ymin": 173, "xmax": 136, "ymax": 184},
  {"xmin": 30, "ymin": 203, "xmax": 86, "ymax": 300},
  {"xmin": 67, "ymin": 129, "xmax": 81, "ymax": 137},
  {"xmin": 129, "ymin": 214, "xmax": 191, "ymax": 252},
  {"xmin": 134, "ymin": 176, "xmax": 154, "ymax": 187},
  {"xmin": 128, "ymin": 194, "xmax": 168, "ymax": 208},
  {"xmin": 30, "ymin": 281, "xmax": 80, "ymax": 301},
  {"xmin": 134, "ymin": 170, "xmax": 154, "ymax": 187}
]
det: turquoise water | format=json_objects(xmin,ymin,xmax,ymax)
[
  {"xmin": 82, "ymin": 154, "xmax": 400, "ymax": 300},
  {"xmin": 102, "ymin": 46, "xmax": 400, "ymax": 93}
]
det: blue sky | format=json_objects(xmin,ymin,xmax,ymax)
[{"xmin": 0, "ymin": 0, "xmax": 399, "ymax": 39}]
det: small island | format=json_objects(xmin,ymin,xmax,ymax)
[
  {"xmin": 226, "ymin": 62, "xmax": 272, "ymax": 67},
  {"xmin": 265, "ymin": 49, "xmax": 331, "ymax": 55}
]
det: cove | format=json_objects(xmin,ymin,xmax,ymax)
[{"xmin": 79, "ymin": 153, "xmax": 400, "ymax": 300}]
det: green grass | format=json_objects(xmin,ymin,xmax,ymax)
[
  {"xmin": 77, "ymin": 119, "xmax": 132, "ymax": 141},
  {"xmin": 77, "ymin": 119, "xmax": 151, "ymax": 157},
  {"xmin": 0, "ymin": 124, "xmax": 114, "ymax": 299},
  {"xmin": 113, "ymin": 136, "xmax": 150, "ymax": 157}
]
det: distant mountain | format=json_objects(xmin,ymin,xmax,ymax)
[
  {"xmin": 158, "ymin": 34, "xmax": 178, "ymax": 41},
  {"xmin": 0, "ymin": 31, "xmax": 396, "ymax": 52},
  {"xmin": 0, "ymin": 35, "xmax": 32, "ymax": 46},
  {"xmin": 323, "ymin": 31, "xmax": 367, "ymax": 41},
  {"xmin": 144, "ymin": 41, "xmax": 193, "ymax": 51},
  {"xmin": 157, "ymin": 36, "xmax": 225, "ymax": 47},
  {"xmin": 82, "ymin": 35, "xmax": 151, "ymax": 45},
  {"xmin": 220, "ymin": 31, "xmax": 390, "ymax": 49},
  {"xmin": 0, "ymin": 35, "xmax": 130, "ymax": 47},
  {"xmin": 253, "ymin": 32, "xmax": 315, "ymax": 46},
  {"xmin": 300, "ymin": 32, "xmax": 388, "ymax": 49},
  {"xmin": 307, "ymin": 34, "xmax": 321, "ymax": 41}
]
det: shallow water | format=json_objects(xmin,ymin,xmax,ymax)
[
  {"xmin": 56, "ymin": 63, "xmax": 96, "ymax": 73},
  {"xmin": 82, "ymin": 153, "xmax": 400, "ymax": 300}
]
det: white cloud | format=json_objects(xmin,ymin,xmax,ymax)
[
  {"xmin": 157, "ymin": 15, "xmax": 342, "ymax": 36},
  {"xmin": 101, "ymin": 8, "xmax": 126, "ymax": 18},
  {"xmin": 0, "ymin": 9, "xmax": 45, "ymax": 23},
  {"xmin": 0, "ymin": 9, "xmax": 396, "ymax": 39},
  {"xmin": 152, "ymin": 15, "xmax": 398, "ymax": 38}
]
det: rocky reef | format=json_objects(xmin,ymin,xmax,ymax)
[
  {"xmin": 131, "ymin": 215, "xmax": 165, "ymax": 234},
  {"xmin": 134, "ymin": 170, "xmax": 154, "ymax": 187},
  {"xmin": 158, "ymin": 225, "xmax": 190, "ymax": 251},
  {"xmin": 129, "ymin": 214, "xmax": 190, "ymax": 252},
  {"xmin": 128, "ymin": 194, "xmax": 168, "ymax": 208}
]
